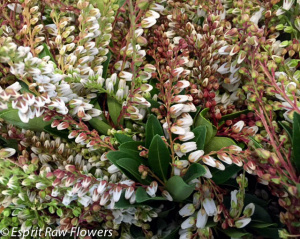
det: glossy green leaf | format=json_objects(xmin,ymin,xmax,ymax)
[
  {"xmin": 115, "ymin": 192, "xmax": 140, "ymax": 208},
  {"xmin": 292, "ymin": 112, "xmax": 300, "ymax": 173},
  {"xmin": 220, "ymin": 228, "xmax": 251, "ymax": 237},
  {"xmin": 44, "ymin": 125, "xmax": 69, "ymax": 140},
  {"xmin": 211, "ymin": 164, "xmax": 241, "ymax": 185},
  {"xmin": 135, "ymin": 187, "xmax": 166, "ymax": 203},
  {"xmin": 107, "ymin": 152, "xmax": 139, "ymax": 181},
  {"xmin": 190, "ymin": 106, "xmax": 201, "ymax": 122},
  {"xmin": 18, "ymin": 81, "xmax": 33, "ymax": 94},
  {"xmin": 115, "ymin": 195, "xmax": 132, "ymax": 209},
  {"xmin": 157, "ymin": 205, "xmax": 175, "ymax": 218},
  {"xmin": 244, "ymin": 194, "xmax": 268, "ymax": 207},
  {"xmin": 182, "ymin": 163, "xmax": 206, "ymax": 183},
  {"xmin": 192, "ymin": 126, "xmax": 207, "ymax": 150},
  {"xmin": 148, "ymin": 135, "xmax": 171, "ymax": 182},
  {"xmin": 102, "ymin": 51, "xmax": 111, "ymax": 79},
  {"xmin": 38, "ymin": 43, "xmax": 56, "ymax": 63},
  {"xmin": 114, "ymin": 133, "xmax": 133, "ymax": 144},
  {"xmin": 0, "ymin": 136, "xmax": 18, "ymax": 152},
  {"xmin": 163, "ymin": 226, "xmax": 180, "ymax": 239},
  {"xmin": 251, "ymin": 204, "xmax": 272, "ymax": 223},
  {"xmin": 107, "ymin": 150, "xmax": 146, "ymax": 166},
  {"xmin": 220, "ymin": 109, "xmax": 250, "ymax": 122},
  {"xmin": 107, "ymin": 96, "xmax": 123, "ymax": 126},
  {"xmin": 297, "ymin": 183, "xmax": 300, "ymax": 197},
  {"xmin": 249, "ymin": 136, "xmax": 262, "ymax": 149},
  {"xmin": 250, "ymin": 222, "xmax": 277, "ymax": 228},
  {"xmin": 204, "ymin": 136, "xmax": 236, "ymax": 153},
  {"xmin": 148, "ymin": 78, "xmax": 160, "ymax": 96},
  {"xmin": 253, "ymin": 228, "xmax": 280, "ymax": 239},
  {"xmin": 206, "ymin": 219, "xmax": 217, "ymax": 228},
  {"xmin": 147, "ymin": 99, "xmax": 160, "ymax": 111},
  {"xmin": 145, "ymin": 114, "xmax": 164, "ymax": 148},
  {"xmin": 117, "ymin": 158, "xmax": 151, "ymax": 184},
  {"xmin": 119, "ymin": 141, "xmax": 144, "ymax": 160},
  {"xmin": 89, "ymin": 117, "xmax": 112, "ymax": 135},
  {"xmin": 194, "ymin": 108, "xmax": 216, "ymax": 144},
  {"xmin": 165, "ymin": 176, "xmax": 195, "ymax": 201},
  {"xmin": 0, "ymin": 109, "xmax": 50, "ymax": 132},
  {"xmin": 118, "ymin": 0, "xmax": 126, "ymax": 7},
  {"xmin": 279, "ymin": 121, "xmax": 292, "ymax": 140},
  {"xmin": 130, "ymin": 225, "xmax": 145, "ymax": 239}
]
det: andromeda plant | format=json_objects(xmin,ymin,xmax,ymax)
[{"xmin": 0, "ymin": 0, "xmax": 299, "ymax": 238}]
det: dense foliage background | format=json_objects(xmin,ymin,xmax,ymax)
[{"xmin": 0, "ymin": 0, "xmax": 300, "ymax": 238}]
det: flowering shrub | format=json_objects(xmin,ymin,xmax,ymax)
[{"xmin": 0, "ymin": 0, "xmax": 300, "ymax": 238}]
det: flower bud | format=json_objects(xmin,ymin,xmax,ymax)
[
  {"xmin": 137, "ymin": 0, "xmax": 149, "ymax": 10},
  {"xmin": 275, "ymin": 24, "xmax": 284, "ymax": 31},
  {"xmin": 255, "ymin": 148, "xmax": 271, "ymax": 160}
]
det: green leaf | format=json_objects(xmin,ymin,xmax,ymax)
[
  {"xmin": 107, "ymin": 96, "xmax": 123, "ymax": 126},
  {"xmin": 190, "ymin": 106, "xmax": 201, "ymax": 122},
  {"xmin": 125, "ymin": 120, "xmax": 134, "ymax": 130},
  {"xmin": 194, "ymin": 108, "xmax": 216, "ymax": 144},
  {"xmin": 204, "ymin": 136, "xmax": 236, "ymax": 153},
  {"xmin": 115, "ymin": 193, "xmax": 134, "ymax": 208},
  {"xmin": 107, "ymin": 150, "xmax": 147, "ymax": 166},
  {"xmin": 148, "ymin": 135, "xmax": 172, "ymax": 182},
  {"xmin": 118, "ymin": 0, "xmax": 126, "ymax": 7},
  {"xmin": 107, "ymin": 151, "xmax": 143, "ymax": 181},
  {"xmin": 135, "ymin": 187, "xmax": 166, "ymax": 203},
  {"xmin": 102, "ymin": 51, "xmax": 111, "ymax": 79},
  {"xmin": 220, "ymin": 109, "xmax": 250, "ymax": 123},
  {"xmin": 115, "ymin": 192, "xmax": 143, "ymax": 208},
  {"xmin": 38, "ymin": 43, "xmax": 56, "ymax": 63},
  {"xmin": 249, "ymin": 136, "xmax": 262, "ymax": 149},
  {"xmin": 44, "ymin": 125, "xmax": 69, "ymax": 140},
  {"xmin": 148, "ymin": 78, "xmax": 160, "ymax": 97},
  {"xmin": 253, "ymin": 228, "xmax": 280, "ymax": 239},
  {"xmin": 206, "ymin": 219, "xmax": 217, "ymax": 228},
  {"xmin": 89, "ymin": 117, "xmax": 112, "ymax": 135},
  {"xmin": 107, "ymin": 151, "xmax": 133, "ymax": 163},
  {"xmin": 145, "ymin": 114, "xmax": 164, "ymax": 148},
  {"xmin": 220, "ymin": 228, "xmax": 250, "ymax": 237},
  {"xmin": 130, "ymin": 225, "xmax": 145, "ymax": 239},
  {"xmin": 279, "ymin": 121, "xmax": 293, "ymax": 140},
  {"xmin": 0, "ymin": 136, "xmax": 18, "ymax": 152},
  {"xmin": 192, "ymin": 126, "xmax": 207, "ymax": 150},
  {"xmin": 292, "ymin": 112, "xmax": 300, "ymax": 173},
  {"xmin": 147, "ymin": 98, "xmax": 160, "ymax": 110},
  {"xmin": 165, "ymin": 176, "xmax": 195, "ymax": 201},
  {"xmin": 244, "ymin": 194, "xmax": 268, "ymax": 207},
  {"xmin": 117, "ymin": 158, "xmax": 151, "ymax": 184},
  {"xmin": 114, "ymin": 133, "xmax": 133, "ymax": 144},
  {"xmin": 250, "ymin": 222, "xmax": 277, "ymax": 228},
  {"xmin": 297, "ymin": 183, "xmax": 300, "ymax": 197},
  {"xmin": 211, "ymin": 164, "xmax": 241, "ymax": 185},
  {"xmin": 158, "ymin": 205, "xmax": 175, "ymax": 218},
  {"xmin": 119, "ymin": 141, "xmax": 144, "ymax": 160},
  {"xmin": 0, "ymin": 109, "xmax": 50, "ymax": 132},
  {"xmin": 18, "ymin": 81, "xmax": 33, "ymax": 94},
  {"xmin": 182, "ymin": 163, "xmax": 206, "ymax": 183},
  {"xmin": 251, "ymin": 204, "xmax": 272, "ymax": 223},
  {"xmin": 163, "ymin": 226, "xmax": 180, "ymax": 239}
]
